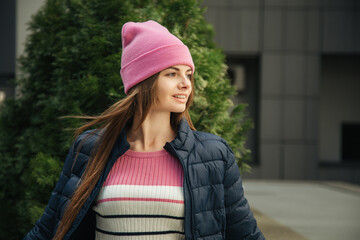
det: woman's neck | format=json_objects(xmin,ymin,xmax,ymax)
[{"xmin": 127, "ymin": 110, "xmax": 176, "ymax": 152}]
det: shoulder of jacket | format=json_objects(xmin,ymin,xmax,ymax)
[
  {"xmin": 61, "ymin": 129, "xmax": 102, "ymax": 179},
  {"xmin": 192, "ymin": 130, "xmax": 232, "ymax": 155},
  {"xmin": 73, "ymin": 129, "xmax": 101, "ymax": 156}
]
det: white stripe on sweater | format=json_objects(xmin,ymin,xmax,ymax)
[
  {"xmin": 96, "ymin": 216, "xmax": 184, "ymax": 234},
  {"xmin": 95, "ymin": 232, "xmax": 185, "ymax": 240},
  {"xmin": 93, "ymin": 200, "xmax": 185, "ymax": 217},
  {"xmin": 96, "ymin": 185, "xmax": 184, "ymax": 204}
]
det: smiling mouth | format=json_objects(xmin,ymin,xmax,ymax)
[
  {"xmin": 173, "ymin": 95, "xmax": 186, "ymax": 99},
  {"xmin": 173, "ymin": 94, "xmax": 187, "ymax": 103}
]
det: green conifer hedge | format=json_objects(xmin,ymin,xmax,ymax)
[{"xmin": 0, "ymin": 0, "xmax": 252, "ymax": 238}]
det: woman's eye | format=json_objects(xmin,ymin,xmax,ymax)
[
  {"xmin": 167, "ymin": 72, "xmax": 176, "ymax": 76},
  {"xmin": 187, "ymin": 74, "xmax": 192, "ymax": 80}
]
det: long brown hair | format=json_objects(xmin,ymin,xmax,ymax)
[{"xmin": 53, "ymin": 72, "xmax": 195, "ymax": 240}]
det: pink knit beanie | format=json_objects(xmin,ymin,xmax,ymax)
[{"xmin": 120, "ymin": 20, "xmax": 195, "ymax": 94}]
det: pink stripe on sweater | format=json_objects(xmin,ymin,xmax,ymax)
[
  {"xmin": 97, "ymin": 197, "xmax": 184, "ymax": 204},
  {"xmin": 103, "ymin": 149, "xmax": 183, "ymax": 187}
]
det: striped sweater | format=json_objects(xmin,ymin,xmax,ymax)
[{"xmin": 92, "ymin": 149, "xmax": 185, "ymax": 240}]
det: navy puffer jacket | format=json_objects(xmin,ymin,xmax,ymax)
[{"xmin": 24, "ymin": 119, "xmax": 265, "ymax": 240}]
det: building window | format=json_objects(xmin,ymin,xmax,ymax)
[
  {"xmin": 319, "ymin": 55, "xmax": 360, "ymax": 163},
  {"xmin": 342, "ymin": 122, "xmax": 360, "ymax": 162}
]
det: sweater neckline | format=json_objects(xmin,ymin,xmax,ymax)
[{"xmin": 124, "ymin": 149, "xmax": 169, "ymax": 158}]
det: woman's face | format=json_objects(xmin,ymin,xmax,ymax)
[{"xmin": 153, "ymin": 64, "xmax": 192, "ymax": 113}]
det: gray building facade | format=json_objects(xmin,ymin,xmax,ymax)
[{"xmin": 203, "ymin": 0, "xmax": 360, "ymax": 183}]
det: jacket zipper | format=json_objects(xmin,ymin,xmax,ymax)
[{"xmin": 165, "ymin": 142, "xmax": 195, "ymax": 239}]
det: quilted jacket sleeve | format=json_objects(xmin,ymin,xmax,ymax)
[
  {"xmin": 223, "ymin": 144, "xmax": 265, "ymax": 240},
  {"xmin": 23, "ymin": 140, "xmax": 80, "ymax": 240}
]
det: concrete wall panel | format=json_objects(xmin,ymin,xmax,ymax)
[
  {"xmin": 284, "ymin": 54, "xmax": 306, "ymax": 95},
  {"xmin": 306, "ymin": 10, "xmax": 321, "ymax": 52},
  {"xmin": 306, "ymin": 99, "xmax": 319, "ymax": 141},
  {"xmin": 263, "ymin": 9, "xmax": 283, "ymax": 51},
  {"xmin": 306, "ymin": 55, "xmax": 320, "ymax": 96},
  {"xmin": 260, "ymin": 143, "xmax": 282, "ymax": 178},
  {"xmin": 284, "ymin": 144, "xmax": 306, "ymax": 179},
  {"xmin": 261, "ymin": 54, "xmax": 283, "ymax": 95},
  {"xmin": 283, "ymin": 99, "xmax": 305, "ymax": 140},
  {"xmin": 285, "ymin": 10, "xmax": 306, "ymax": 51},
  {"xmin": 260, "ymin": 99, "xmax": 282, "ymax": 140}
]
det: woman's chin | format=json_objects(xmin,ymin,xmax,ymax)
[{"xmin": 171, "ymin": 107, "xmax": 186, "ymax": 113}]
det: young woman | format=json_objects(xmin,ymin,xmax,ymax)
[{"xmin": 24, "ymin": 20, "xmax": 265, "ymax": 240}]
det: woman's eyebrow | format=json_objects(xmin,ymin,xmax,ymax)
[{"xmin": 165, "ymin": 67, "xmax": 192, "ymax": 72}]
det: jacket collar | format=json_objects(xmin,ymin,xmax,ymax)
[{"xmin": 168, "ymin": 118, "xmax": 195, "ymax": 162}]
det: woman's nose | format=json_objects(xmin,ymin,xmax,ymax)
[{"xmin": 179, "ymin": 75, "xmax": 191, "ymax": 89}]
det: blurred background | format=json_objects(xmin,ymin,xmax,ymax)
[
  {"xmin": 2, "ymin": 0, "xmax": 359, "ymax": 183},
  {"xmin": 1, "ymin": 0, "xmax": 359, "ymax": 239},
  {"xmin": 203, "ymin": 0, "xmax": 360, "ymax": 184}
]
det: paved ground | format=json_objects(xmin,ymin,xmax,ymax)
[{"xmin": 243, "ymin": 180, "xmax": 360, "ymax": 240}]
